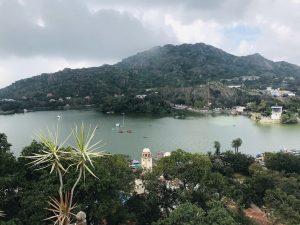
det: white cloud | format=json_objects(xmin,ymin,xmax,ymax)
[
  {"xmin": 1, "ymin": 0, "xmax": 300, "ymax": 87},
  {"xmin": 236, "ymin": 40, "xmax": 256, "ymax": 55},
  {"xmin": 36, "ymin": 17, "xmax": 46, "ymax": 28},
  {"xmin": 0, "ymin": 0, "xmax": 174, "ymax": 59},
  {"xmin": 0, "ymin": 56, "xmax": 115, "ymax": 88},
  {"xmin": 165, "ymin": 15, "xmax": 224, "ymax": 46}
]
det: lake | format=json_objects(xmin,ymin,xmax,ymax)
[{"xmin": 1, "ymin": 110, "xmax": 300, "ymax": 159}]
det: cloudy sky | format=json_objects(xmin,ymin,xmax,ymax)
[{"xmin": 0, "ymin": 0, "xmax": 300, "ymax": 88}]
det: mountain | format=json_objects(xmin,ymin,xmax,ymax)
[
  {"xmin": 1, "ymin": 43, "xmax": 300, "ymax": 113},
  {"xmin": 118, "ymin": 43, "xmax": 300, "ymax": 80}
]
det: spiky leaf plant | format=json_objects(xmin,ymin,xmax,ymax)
[
  {"xmin": 68, "ymin": 124, "xmax": 108, "ymax": 207},
  {"xmin": 26, "ymin": 124, "xmax": 107, "ymax": 224},
  {"xmin": 25, "ymin": 125, "xmax": 70, "ymax": 200},
  {"xmin": 45, "ymin": 193, "xmax": 77, "ymax": 225},
  {"xmin": 70, "ymin": 124, "xmax": 108, "ymax": 179}
]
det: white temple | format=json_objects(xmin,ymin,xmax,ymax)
[{"xmin": 141, "ymin": 148, "xmax": 153, "ymax": 171}]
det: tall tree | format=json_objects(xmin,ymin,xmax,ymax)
[
  {"xmin": 155, "ymin": 149, "xmax": 212, "ymax": 187},
  {"xmin": 214, "ymin": 141, "xmax": 221, "ymax": 155},
  {"xmin": 232, "ymin": 138, "xmax": 242, "ymax": 154},
  {"xmin": 0, "ymin": 133, "xmax": 17, "ymax": 221},
  {"xmin": 0, "ymin": 133, "xmax": 15, "ymax": 176},
  {"xmin": 153, "ymin": 202, "xmax": 206, "ymax": 225}
]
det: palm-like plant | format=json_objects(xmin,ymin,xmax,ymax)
[
  {"xmin": 214, "ymin": 141, "xmax": 221, "ymax": 155},
  {"xmin": 45, "ymin": 193, "xmax": 77, "ymax": 225},
  {"xmin": 68, "ymin": 124, "xmax": 108, "ymax": 207},
  {"xmin": 231, "ymin": 138, "xmax": 242, "ymax": 154},
  {"xmin": 26, "ymin": 124, "xmax": 107, "ymax": 225},
  {"xmin": 25, "ymin": 126, "xmax": 70, "ymax": 200}
]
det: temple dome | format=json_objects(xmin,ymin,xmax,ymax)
[{"xmin": 142, "ymin": 148, "xmax": 151, "ymax": 153}]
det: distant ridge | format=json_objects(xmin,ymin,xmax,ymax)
[{"xmin": 0, "ymin": 43, "xmax": 299, "ymax": 113}]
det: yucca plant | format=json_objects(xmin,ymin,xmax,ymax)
[
  {"xmin": 45, "ymin": 193, "xmax": 77, "ymax": 225},
  {"xmin": 26, "ymin": 125, "xmax": 70, "ymax": 200},
  {"xmin": 26, "ymin": 124, "xmax": 107, "ymax": 225},
  {"xmin": 68, "ymin": 124, "xmax": 108, "ymax": 208}
]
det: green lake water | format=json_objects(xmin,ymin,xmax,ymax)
[{"xmin": 0, "ymin": 110, "xmax": 300, "ymax": 159}]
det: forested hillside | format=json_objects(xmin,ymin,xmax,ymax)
[{"xmin": 1, "ymin": 43, "xmax": 300, "ymax": 113}]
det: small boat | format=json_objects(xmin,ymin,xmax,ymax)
[
  {"xmin": 57, "ymin": 115, "xmax": 62, "ymax": 120},
  {"xmin": 118, "ymin": 130, "xmax": 124, "ymax": 133},
  {"xmin": 127, "ymin": 130, "xmax": 132, "ymax": 133},
  {"xmin": 116, "ymin": 123, "xmax": 120, "ymax": 127}
]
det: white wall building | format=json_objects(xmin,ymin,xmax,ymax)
[
  {"xmin": 136, "ymin": 95, "xmax": 147, "ymax": 99},
  {"xmin": 271, "ymin": 106, "xmax": 283, "ymax": 120},
  {"xmin": 141, "ymin": 148, "xmax": 153, "ymax": 171},
  {"xmin": 233, "ymin": 106, "xmax": 246, "ymax": 113}
]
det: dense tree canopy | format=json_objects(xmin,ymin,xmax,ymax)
[
  {"xmin": 265, "ymin": 152, "xmax": 300, "ymax": 173},
  {"xmin": 1, "ymin": 133, "xmax": 300, "ymax": 225}
]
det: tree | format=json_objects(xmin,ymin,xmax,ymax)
[
  {"xmin": 243, "ymin": 172, "xmax": 275, "ymax": 206},
  {"xmin": 25, "ymin": 124, "xmax": 108, "ymax": 225},
  {"xmin": 0, "ymin": 133, "xmax": 16, "ymax": 177},
  {"xmin": 75, "ymin": 155, "xmax": 135, "ymax": 224},
  {"xmin": 281, "ymin": 111, "xmax": 297, "ymax": 124},
  {"xmin": 126, "ymin": 194, "xmax": 161, "ymax": 225},
  {"xmin": 155, "ymin": 149, "xmax": 212, "ymax": 187},
  {"xmin": 264, "ymin": 152, "xmax": 300, "ymax": 173},
  {"xmin": 205, "ymin": 202, "xmax": 238, "ymax": 225},
  {"xmin": 142, "ymin": 172, "xmax": 183, "ymax": 218},
  {"xmin": 231, "ymin": 138, "xmax": 242, "ymax": 154},
  {"xmin": 0, "ymin": 140, "xmax": 135, "ymax": 225},
  {"xmin": 153, "ymin": 201, "xmax": 240, "ymax": 225},
  {"xmin": 0, "ymin": 133, "xmax": 17, "ymax": 221},
  {"xmin": 264, "ymin": 188, "xmax": 300, "ymax": 225},
  {"xmin": 221, "ymin": 151, "xmax": 254, "ymax": 175},
  {"xmin": 214, "ymin": 141, "xmax": 221, "ymax": 155},
  {"xmin": 153, "ymin": 202, "xmax": 206, "ymax": 225},
  {"xmin": 153, "ymin": 150, "xmax": 220, "ymax": 211}
]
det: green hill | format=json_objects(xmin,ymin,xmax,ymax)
[{"xmin": 1, "ymin": 43, "xmax": 300, "ymax": 113}]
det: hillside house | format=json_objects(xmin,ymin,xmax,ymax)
[{"xmin": 271, "ymin": 106, "xmax": 283, "ymax": 120}]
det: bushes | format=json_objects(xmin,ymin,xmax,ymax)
[
  {"xmin": 265, "ymin": 152, "xmax": 300, "ymax": 173},
  {"xmin": 281, "ymin": 111, "xmax": 298, "ymax": 124},
  {"xmin": 211, "ymin": 151, "xmax": 254, "ymax": 178}
]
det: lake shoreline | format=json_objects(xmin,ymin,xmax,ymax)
[
  {"xmin": 1, "ymin": 110, "xmax": 300, "ymax": 159},
  {"xmin": 0, "ymin": 104, "xmax": 235, "ymax": 117}
]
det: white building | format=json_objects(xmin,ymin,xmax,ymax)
[
  {"xmin": 136, "ymin": 95, "xmax": 147, "ymax": 99},
  {"xmin": 266, "ymin": 87, "xmax": 296, "ymax": 97},
  {"xmin": 134, "ymin": 179, "xmax": 145, "ymax": 195},
  {"xmin": 163, "ymin": 152, "xmax": 171, "ymax": 157},
  {"xmin": 233, "ymin": 106, "xmax": 246, "ymax": 113},
  {"xmin": 0, "ymin": 99, "xmax": 15, "ymax": 102},
  {"xmin": 141, "ymin": 148, "xmax": 153, "ymax": 171},
  {"xmin": 271, "ymin": 106, "xmax": 283, "ymax": 120},
  {"xmin": 228, "ymin": 85, "xmax": 241, "ymax": 88}
]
